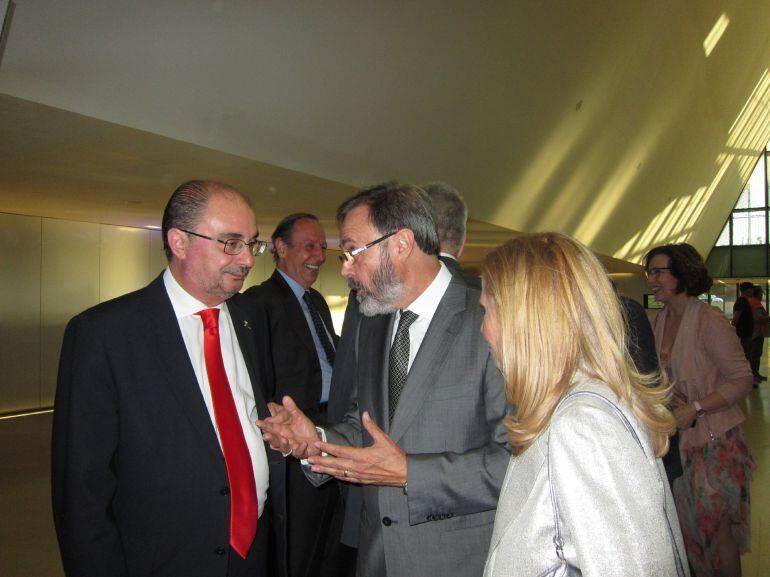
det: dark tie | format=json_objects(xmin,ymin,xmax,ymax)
[
  {"xmin": 196, "ymin": 308, "xmax": 258, "ymax": 559},
  {"xmin": 303, "ymin": 291, "xmax": 336, "ymax": 365},
  {"xmin": 388, "ymin": 310, "xmax": 419, "ymax": 423}
]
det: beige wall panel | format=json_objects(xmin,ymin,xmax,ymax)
[
  {"xmin": 40, "ymin": 219, "xmax": 100, "ymax": 406},
  {"xmin": 149, "ymin": 230, "xmax": 167, "ymax": 280},
  {"xmin": 99, "ymin": 225, "xmax": 151, "ymax": 303},
  {"xmin": 0, "ymin": 214, "xmax": 42, "ymax": 413}
]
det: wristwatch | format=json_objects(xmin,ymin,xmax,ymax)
[{"xmin": 693, "ymin": 400, "xmax": 706, "ymax": 419}]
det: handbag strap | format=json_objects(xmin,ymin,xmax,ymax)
[{"xmin": 546, "ymin": 390, "xmax": 686, "ymax": 577}]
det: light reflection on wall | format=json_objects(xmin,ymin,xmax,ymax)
[{"xmin": 615, "ymin": 69, "xmax": 770, "ymax": 263}]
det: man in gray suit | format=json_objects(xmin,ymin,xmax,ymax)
[
  {"xmin": 421, "ymin": 181, "xmax": 481, "ymax": 289},
  {"xmin": 259, "ymin": 183, "xmax": 509, "ymax": 577}
]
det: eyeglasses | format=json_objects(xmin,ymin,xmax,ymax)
[
  {"xmin": 178, "ymin": 228, "xmax": 268, "ymax": 256},
  {"xmin": 645, "ymin": 267, "xmax": 672, "ymax": 279},
  {"xmin": 338, "ymin": 231, "xmax": 397, "ymax": 265}
]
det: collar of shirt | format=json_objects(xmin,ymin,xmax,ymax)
[
  {"xmin": 401, "ymin": 260, "xmax": 452, "ymax": 321},
  {"xmin": 391, "ymin": 261, "xmax": 452, "ymax": 369},
  {"xmin": 439, "ymin": 252, "xmax": 458, "ymax": 262},
  {"xmin": 163, "ymin": 267, "xmax": 224, "ymax": 318},
  {"xmin": 162, "ymin": 268, "xmax": 270, "ymax": 514},
  {"xmin": 276, "ymin": 267, "xmax": 307, "ymax": 302}
]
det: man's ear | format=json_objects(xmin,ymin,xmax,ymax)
[
  {"xmin": 457, "ymin": 235, "xmax": 467, "ymax": 259},
  {"xmin": 274, "ymin": 237, "xmax": 287, "ymax": 260},
  {"xmin": 167, "ymin": 228, "xmax": 189, "ymax": 260},
  {"xmin": 391, "ymin": 229, "xmax": 415, "ymax": 262}
]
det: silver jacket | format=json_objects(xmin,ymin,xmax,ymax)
[{"xmin": 484, "ymin": 377, "xmax": 689, "ymax": 577}]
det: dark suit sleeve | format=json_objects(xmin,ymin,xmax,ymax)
[
  {"xmin": 622, "ymin": 297, "xmax": 659, "ymax": 375},
  {"xmin": 52, "ymin": 314, "xmax": 128, "ymax": 577}
]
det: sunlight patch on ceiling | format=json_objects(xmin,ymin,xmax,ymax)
[
  {"xmin": 703, "ymin": 13, "xmax": 730, "ymax": 58},
  {"xmin": 615, "ymin": 69, "xmax": 770, "ymax": 263}
]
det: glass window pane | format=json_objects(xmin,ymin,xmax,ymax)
[
  {"xmin": 709, "ymin": 281, "xmax": 728, "ymax": 314},
  {"xmin": 745, "ymin": 157, "xmax": 766, "ymax": 208},
  {"xmin": 733, "ymin": 245, "xmax": 767, "ymax": 277},
  {"xmin": 766, "ymin": 152, "xmax": 770, "ymax": 205},
  {"xmin": 715, "ymin": 220, "xmax": 730, "ymax": 246},
  {"xmin": 706, "ymin": 246, "xmax": 731, "ymax": 277},
  {"xmin": 735, "ymin": 188, "xmax": 750, "ymax": 209},
  {"xmin": 732, "ymin": 210, "xmax": 766, "ymax": 245}
]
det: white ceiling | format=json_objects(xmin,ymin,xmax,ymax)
[{"xmin": 1, "ymin": 0, "xmax": 769, "ymax": 267}]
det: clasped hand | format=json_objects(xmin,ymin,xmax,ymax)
[{"xmin": 256, "ymin": 397, "xmax": 407, "ymax": 487}]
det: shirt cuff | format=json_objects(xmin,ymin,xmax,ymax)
[{"xmin": 300, "ymin": 426, "xmax": 327, "ymax": 466}]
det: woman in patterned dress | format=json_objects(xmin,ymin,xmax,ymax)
[{"xmin": 645, "ymin": 243, "xmax": 754, "ymax": 577}]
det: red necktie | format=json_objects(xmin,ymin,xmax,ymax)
[{"xmin": 197, "ymin": 308, "xmax": 257, "ymax": 559}]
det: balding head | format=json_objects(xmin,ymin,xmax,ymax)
[{"xmin": 161, "ymin": 180, "xmax": 250, "ymax": 261}]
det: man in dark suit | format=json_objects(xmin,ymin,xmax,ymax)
[
  {"xmin": 421, "ymin": 181, "xmax": 481, "ymax": 289},
  {"xmin": 243, "ymin": 213, "xmax": 350, "ymax": 577},
  {"xmin": 52, "ymin": 180, "xmax": 286, "ymax": 577},
  {"xmin": 259, "ymin": 183, "xmax": 509, "ymax": 577},
  {"xmin": 324, "ymin": 292, "xmax": 362, "ymax": 575}
]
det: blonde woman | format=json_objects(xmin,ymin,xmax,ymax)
[{"xmin": 481, "ymin": 233, "xmax": 689, "ymax": 577}]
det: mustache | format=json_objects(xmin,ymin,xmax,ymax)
[
  {"xmin": 346, "ymin": 278, "xmax": 363, "ymax": 292},
  {"xmin": 223, "ymin": 266, "xmax": 251, "ymax": 277}
]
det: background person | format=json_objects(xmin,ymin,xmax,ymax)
[
  {"xmin": 732, "ymin": 281, "xmax": 755, "ymax": 361},
  {"xmin": 748, "ymin": 286, "xmax": 768, "ymax": 385},
  {"xmin": 243, "ymin": 213, "xmax": 350, "ymax": 577},
  {"xmin": 481, "ymin": 232, "xmax": 687, "ymax": 577},
  {"xmin": 421, "ymin": 181, "xmax": 481, "ymax": 289},
  {"xmin": 645, "ymin": 243, "xmax": 754, "ymax": 577}
]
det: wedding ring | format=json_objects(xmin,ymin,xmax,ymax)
[{"xmin": 343, "ymin": 469, "xmax": 349, "ymax": 478}]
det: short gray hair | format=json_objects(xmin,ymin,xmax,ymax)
[
  {"xmin": 336, "ymin": 182, "xmax": 440, "ymax": 256},
  {"xmin": 421, "ymin": 181, "xmax": 467, "ymax": 255}
]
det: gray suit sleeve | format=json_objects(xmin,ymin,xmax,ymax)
[{"xmin": 404, "ymin": 351, "xmax": 510, "ymax": 524}]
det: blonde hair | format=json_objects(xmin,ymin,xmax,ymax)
[{"xmin": 482, "ymin": 233, "xmax": 674, "ymax": 456}]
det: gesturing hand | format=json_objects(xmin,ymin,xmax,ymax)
[
  {"xmin": 256, "ymin": 395, "xmax": 321, "ymax": 459},
  {"xmin": 307, "ymin": 411, "xmax": 407, "ymax": 487}
]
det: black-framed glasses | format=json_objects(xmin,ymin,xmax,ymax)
[
  {"xmin": 178, "ymin": 228, "xmax": 268, "ymax": 256},
  {"xmin": 338, "ymin": 231, "xmax": 397, "ymax": 265},
  {"xmin": 645, "ymin": 267, "xmax": 672, "ymax": 279}
]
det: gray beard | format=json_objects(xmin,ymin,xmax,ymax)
[{"xmin": 349, "ymin": 250, "xmax": 404, "ymax": 317}]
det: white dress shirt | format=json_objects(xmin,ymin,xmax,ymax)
[
  {"xmin": 391, "ymin": 261, "xmax": 453, "ymax": 371},
  {"xmin": 163, "ymin": 268, "xmax": 269, "ymax": 517}
]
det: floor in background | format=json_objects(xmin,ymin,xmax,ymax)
[{"xmin": 1, "ymin": 384, "xmax": 769, "ymax": 576}]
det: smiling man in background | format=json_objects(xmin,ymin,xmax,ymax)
[{"xmin": 243, "ymin": 213, "xmax": 351, "ymax": 577}]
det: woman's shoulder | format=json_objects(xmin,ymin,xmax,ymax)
[{"xmin": 551, "ymin": 378, "xmax": 648, "ymax": 452}]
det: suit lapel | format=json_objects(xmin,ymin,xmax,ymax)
[
  {"xmin": 270, "ymin": 271, "xmax": 318, "ymax": 358},
  {"xmin": 310, "ymin": 289, "xmax": 339, "ymax": 345},
  {"xmin": 388, "ymin": 278, "xmax": 467, "ymax": 443},
  {"xmin": 228, "ymin": 298, "xmax": 271, "ymax": 421},
  {"xmin": 357, "ymin": 313, "xmax": 394, "ymax": 434},
  {"xmin": 140, "ymin": 275, "xmax": 223, "ymax": 463}
]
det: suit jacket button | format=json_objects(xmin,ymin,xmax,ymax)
[
  {"xmin": 382, "ymin": 516, "xmax": 392, "ymax": 526},
  {"xmin": 215, "ymin": 547, "xmax": 227, "ymax": 556},
  {"xmin": 220, "ymin": 486, "xmax": 230, "ymax": 496}
]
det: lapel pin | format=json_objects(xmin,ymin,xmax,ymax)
[{"xmin": 243, "ymin": 320, "xmax": 251, "ymax": 330}]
